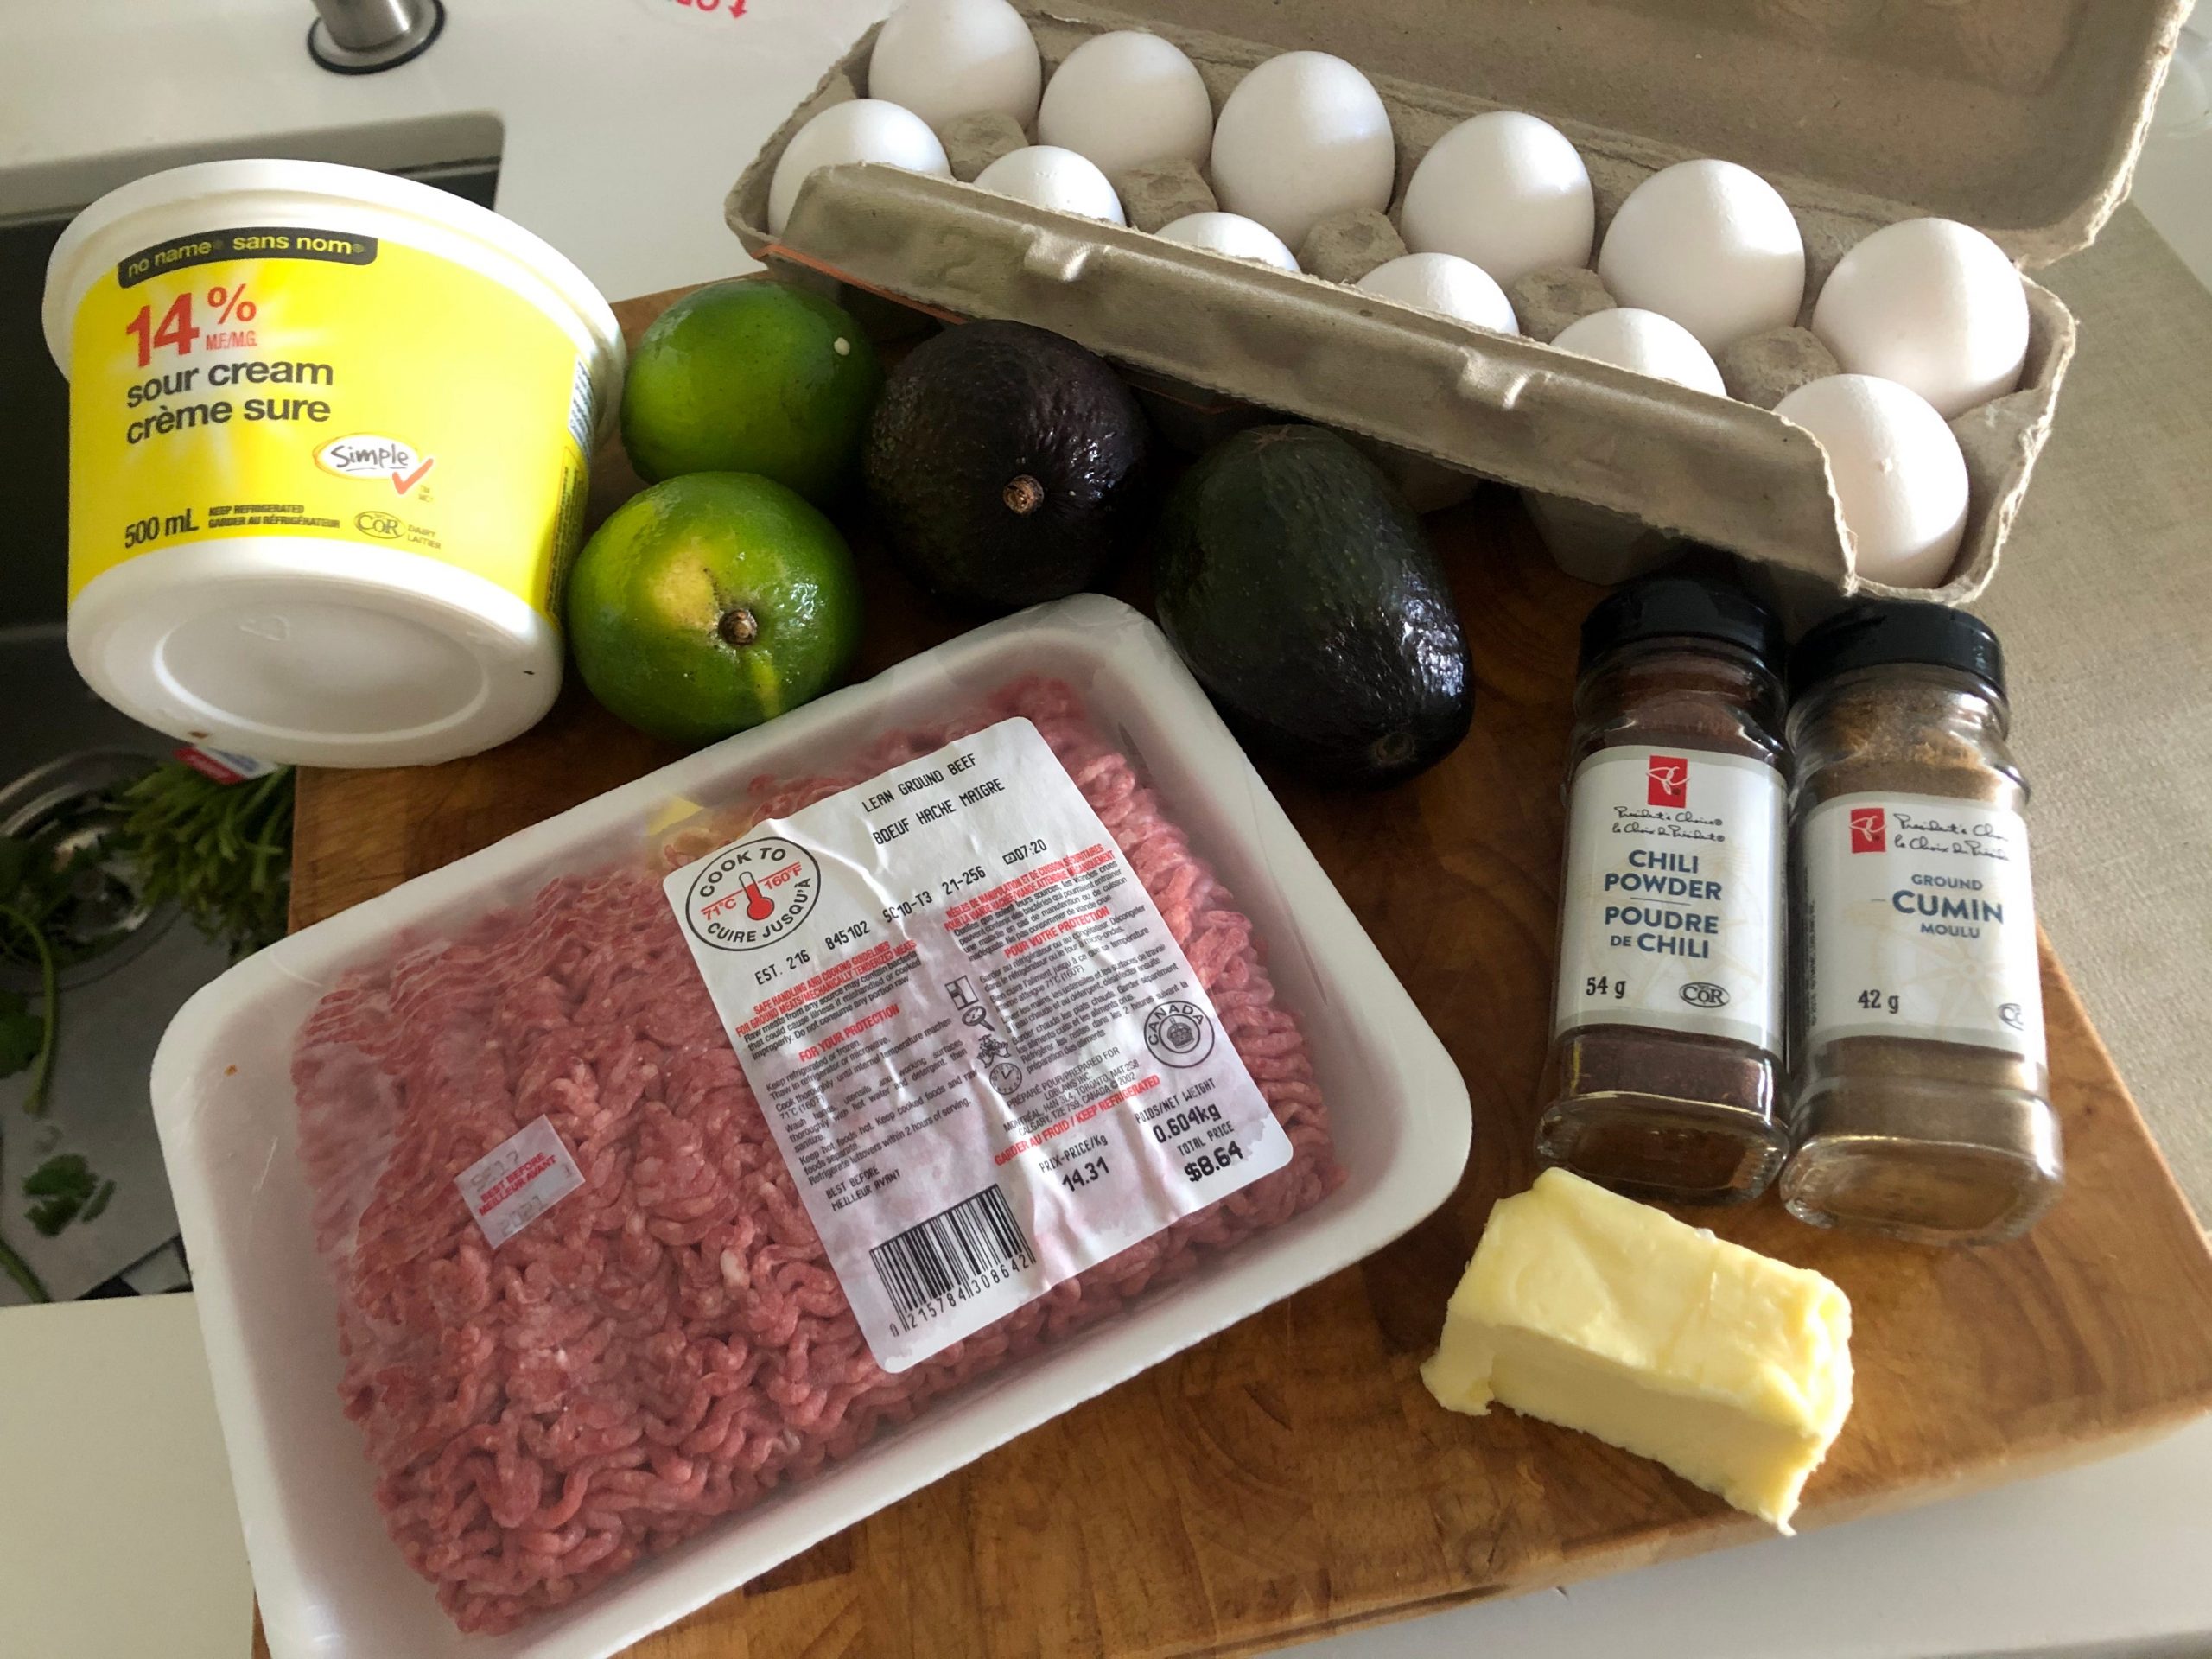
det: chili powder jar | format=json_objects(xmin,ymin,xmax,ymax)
[
  {"xmin": 1782, "ymin": 601, "xmax": 2062, "ymax": 1245},
  {"xmin": 1537, "ymin": 575, "xmax": 1791, "ymax": 1205}
]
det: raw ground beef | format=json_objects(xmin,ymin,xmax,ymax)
[{"xmin": 292, "ymin": 677, "xmax": 1344, "ymax": 1633}]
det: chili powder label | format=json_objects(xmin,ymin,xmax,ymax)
[
  {"xmin": 1801, "ymin": 791, "xmax": 2044, "ymax": 1063},
  {"xmin": 1553, "ymin": 747, "xmax": 1784, "ymax": 1052}
]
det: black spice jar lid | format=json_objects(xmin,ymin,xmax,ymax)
[
  {"xmin": 1579, "ymin": 575, "xmax": 1784, "ymax": 674},
  {"xmin": 1790, "ymin": 601, "xmax": 2006, "ymax": 702}
]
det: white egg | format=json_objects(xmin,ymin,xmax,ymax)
[
  {"xmin": 768, "ymin": 100, "xmax": 953, "ymax": 236},
  {"xmin": 1551, "ymin": 308, "xmax": 1725, "ymax": 394},
  {"xmin": 868, "ymin": 0, "xmax": 1041, "ymax": 130},
  {"xmin": 1356, "ymin": 252, "xmax": 1518, "ymax": 333},
  {"xmin": 1598, "ymin": 159, "xmax": 1806, "ymax": 352},
  {"xmin": 973, "ymin": 145, "xmax": 1126, "ymax": 224},
  {"xmin": 1811, "ymin": 218, "xmax": 2029, "ymax": 418},
  {"xmin": 1155, "ymin": 211, "xmax": 1300, "ymax": 272},
  {"xmin": 1775, "ymin": 374, "xmax": 1969, "ymax": 588},
  {"xmin": 1399, "ymin": 111, "xmax": 1593, "ymax": 289},
  {"xmin": 1037, "ymin": 31, "xmax": 1213, "ymax": 181},
  {"xmin": 1208, "ymin": 52, "xmax": 1395, "ymax": 250}
]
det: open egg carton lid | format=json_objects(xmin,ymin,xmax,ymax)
[
  {"xmin": 1091, "ymin": 0, "xmax": 2182, "ymax": 270},
  {"xmin": 728, "ymin": 0, "xmax": 2187, "ymax": 603}
]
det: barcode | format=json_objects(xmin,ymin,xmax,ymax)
[{"xmin": 870, "ymin": 1185, "xmax": 1035, "ymax": 1318}]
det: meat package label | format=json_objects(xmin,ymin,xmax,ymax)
[
  {"xmin": 664, "ymin": 716, "xmax": 1291, "ymax": 1372},
  {"xmin": 455, "ymin": 1114, "xmax": 587, "ymax": 1248}
]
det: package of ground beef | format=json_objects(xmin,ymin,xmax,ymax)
[{"xmin": 154, "ymin": 597, "xmax": 1467, "ymax": 1659}]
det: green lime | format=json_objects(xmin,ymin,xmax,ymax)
[
  {"xmin": 620, "ymin": 279, "xmax": 882, "ymax": 503},
  {"xmin": 567, "ymin": 473, "xmax": 864, "ymax": 746}
]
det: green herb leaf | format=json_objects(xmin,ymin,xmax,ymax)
[
  {"xmin": 22, "ymin": 1152, "xmax": 92, "ymax": 1197},
  {"xmin": 79, "ymin": 1179, "xmax": 116, "ymax": 1225},
  {"xmin": 24, "ymin": 1151, "xmax": 99, "ymax": 1236},
  {"xmin": 118, "ymin": 763, "xmax": 294, "ymax": 958},
  {"xmin": 0, "ymin": 1123, "xmax": 54, "ymax": 1301},
  {"xmin": 0, "ymin": 990, "xmax": 40, "ymax": 1079},
  {"xmin": 0, "ymin": 906, "xmax": 56, "ymax": 1114}
]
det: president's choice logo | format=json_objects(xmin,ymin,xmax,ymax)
[
  {"xmin": 1850, "ymin": 806, "xmax": 1888, "ymax": 854},
  {"xmin": 1646, "ymin": 754, "xmax": 1688, "ymax": 809}
]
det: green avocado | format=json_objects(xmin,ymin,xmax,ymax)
[
  {"xmin": 861, "ymin": 321, "xmax": 1152, "ymax": 613},
  {"xmin": 1153, "ymin": 425, "xmax": 1472, "ymax": 787}
]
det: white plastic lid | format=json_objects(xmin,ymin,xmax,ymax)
[{"xmin": 69, "ymin": 538, "xmax": 561, "ymax": 769}]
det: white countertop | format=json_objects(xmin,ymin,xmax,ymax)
[
  {"xmin": 3, "ymin": 4, "xmax": 2209, "ymax": 1657},
  {"xmin": 0, "ymin": 1295, "xmax": 253, "ymax": 1659}
]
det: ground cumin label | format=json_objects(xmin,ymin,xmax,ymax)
[{"xmin": 1800, "ymin": 791, "xmax": 2042, "ymax": 1059}]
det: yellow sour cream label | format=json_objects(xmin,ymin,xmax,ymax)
[{"xmin": 68, "ymin": 225, "xmax": 593, "ymax": 622}]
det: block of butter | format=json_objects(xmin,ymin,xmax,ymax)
[{"xmin": 1421, "ymin": 1168, "xmax": 1853, "ymax": 1532}]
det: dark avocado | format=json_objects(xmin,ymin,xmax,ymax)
[
  {"xmin": 862, "ymin": 321, "xmax": 1151, "ymax": 612},
  {"xmin": 1153, "ymin": 424, "xmax": 1471, "ymax": 787}
]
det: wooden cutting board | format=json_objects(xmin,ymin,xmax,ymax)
[{"xmin": 283, "ymin": 288, "xmax": 2212, "ymax": 1659}]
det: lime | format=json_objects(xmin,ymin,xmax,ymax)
[
  {"xmin": 620, "ymin": 279, "xmax": 882, "ymax": 503},
  {"xmin": 567, "ymin": 473, "xmax": 864, "ymax": 746}
]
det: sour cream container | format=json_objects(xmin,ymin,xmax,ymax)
[{"xmin": 42, "ymin": 160, "xmax": 625, "ymax": 766}]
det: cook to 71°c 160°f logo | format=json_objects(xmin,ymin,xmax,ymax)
[{"xmin": 684, "ymin": 836, "xmax": 820, "ymax": 950}]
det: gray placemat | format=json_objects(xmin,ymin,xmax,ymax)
[{"xmin": 1977, "ymin": 205, "xmax": 2212, "ymax": 1223}]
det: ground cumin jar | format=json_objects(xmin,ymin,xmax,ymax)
[
  {"xmin": 1537, "ymin": 575, "xmax": 1791, "ymax": 1205},
  {"xmin": 1782, "ymin": 601, "xmax": 2063, "ymax": 1245}
]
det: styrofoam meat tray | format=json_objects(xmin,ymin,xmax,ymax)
[{"xmin": 149, "ymin": 594, "xmax": 1474, "ymax": 1658}]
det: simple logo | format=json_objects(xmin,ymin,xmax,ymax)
[
  {"xmin": 1680, "ymin": 981, "xmax": 1731, "ymax": 1009},
  {"xmin": 354, "ymin": 509, "xmax": 404, "ymax": 540},
  {"xmin": 1647, "ymin": 754, "xmax": 1688, "ymax": 808},
  {"xmin": 1850, "ymin": 807, "xmax": 1888, "ymax": 854},
  {"xmin": 683, "ymin": 836, "xmax": 820, "ymax": 950},
  {"xmin": 316, "ymin": 434, "xmax": 436, "ymax": 495},
  {"xmin": 1143, "ymin": 999, "xmax": 1215, "ymax": 1068}
]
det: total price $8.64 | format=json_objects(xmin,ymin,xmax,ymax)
[{"xmin": 1183, "ymin": 1138, "xmax": 1245, "ymax": 1183}]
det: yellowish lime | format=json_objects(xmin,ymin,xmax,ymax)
[{"xmin": 567, "ymin": 472, "xmax": 863, "ymax": 746}]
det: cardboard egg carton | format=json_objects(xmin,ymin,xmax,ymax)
[{"xmin": 729, "ymin": 1, "xmax": 2184, "ymax": 605}]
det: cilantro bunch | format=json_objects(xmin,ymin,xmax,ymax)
[
  {"xmin": 116, "ymin": 762, "xmax": 294, "ymax": 959},
  {"xmin": 0, "ymin": 760, "xmax": 293, "ymax": 1302}
]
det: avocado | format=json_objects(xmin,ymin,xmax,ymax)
[
  {"xmin": 862, "ymin": 321, "xmax": 1151, "ymax": 612},
  {"xmin": 1153, "ymin": 424, "xmax": 1471, "ymax": 787}
]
